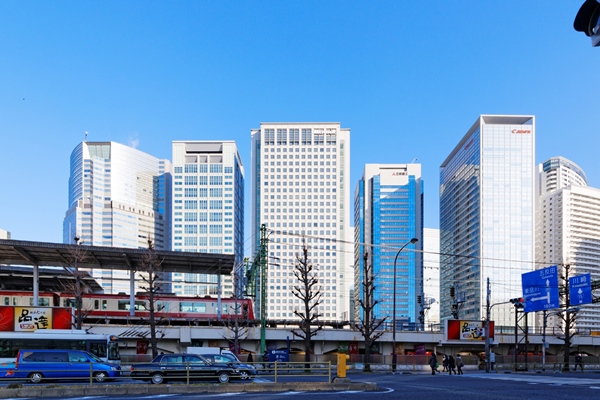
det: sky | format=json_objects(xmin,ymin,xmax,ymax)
[{"xmin": 1, "ymin": 1, "xmax": 599, "ymax": 258}]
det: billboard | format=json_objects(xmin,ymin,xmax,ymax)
[
  {"xmin": 0, "ymin": 306, "xmax": 73, "ymax": 332},
  {"xmin": 445, "ymin": 320, "xmax": 495, "ymax": 342}
]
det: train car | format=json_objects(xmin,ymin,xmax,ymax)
[
  {"xmin": 60, "ymin": 292, "xmax": 255, "ymax": 325},
  {"xmin": 0, "ymin": 290, "xmax": 255, "ymax": 326},
  {"xmin": 0, "ymin": 291, "xmax": 59, "ymax": 307}
]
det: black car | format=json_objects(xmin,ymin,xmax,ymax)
[
  {"xmin": 198, "ymin": 353, "xmax": 257, "ymax": 380},
  {"xmin": 130, "ymin": 354, "xmax": 238, "ymax": 384}
]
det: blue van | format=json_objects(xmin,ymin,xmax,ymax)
[{"xmin": 12, "ymin": 349, "xmax": 121, "ymax": 383}]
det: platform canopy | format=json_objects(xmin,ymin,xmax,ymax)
[{"xmin": 0, "ymin": 239, "xmax": 235, "ymax": 275}]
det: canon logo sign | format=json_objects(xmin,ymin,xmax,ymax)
[{"xmin": 511, "ymin": 129, "xmax": 531, "ymax": 134}]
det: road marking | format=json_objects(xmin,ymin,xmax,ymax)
[{"xmin": 469, "ymin": 374, "xmax": 600, "ymax": 387}]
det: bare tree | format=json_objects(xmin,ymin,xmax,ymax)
[
  {"xmin": 222, "ymin": 267, "xmax": 250, "ymax": 357},
  {"xmin": 354, "ymin": 251, "xmax": 386, "ymax": 372},
  {"xmin": 291, "ymin": 239, "xmax": 323, "ymax": 369},
  {"xmin": 137, "ymin": 238, "xmax": 165, "ymax": 359},
  {"xmin": 557, "ymin": 264, "xmax": 579, "ymax": 371},
  {"xmin": 63, "ymin": 237, "xmax": 90, "ymax": 330}
]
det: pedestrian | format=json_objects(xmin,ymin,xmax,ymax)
[
  {"xmin": 574, "ymin": 353, "xmax": 584, "ymax": 372},
  {"xmin": 442, "ymin": 355, "xmax": 449, "ymax": 372},
  {"xmin": 456, "ymin": 355, "xmax": 464, "ymax": 375},
  {"xmin": 448, "ymin": 355, "xmax": 456, "ymax": 375},
  {"xmin": 247, "ymin": 352, "xmax": 253, "ymax": 363},
  {"xmin": 428, "ymin": 354, "xmax": 438, "ymax": 375},
  {"xmin": 490, "ymin": 351, "xmax": 496, "ymax": 371}
]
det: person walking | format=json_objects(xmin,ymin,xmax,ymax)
[
  {"xmin": 448, "ymin": 355, "xmax": 456, "ymax": 375},
  {"xmin": 574, "ymin": 353, "xmax": 584, "ymax": 372},
  {"xmin": 442, "ymin": 355, "xmax": 449, "ymax": 372},
  {"xmin": 456, "ymin": 355, "xmax": 464, "ymax": 375},
  {"xmin": 428, "ymin": 354, "xmax": 438, "ymax": 375}
]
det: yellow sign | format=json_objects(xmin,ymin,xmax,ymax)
[
  {"xmin": 459, "ymin": 320, "xmax": 485, "ymax": 340},
  {"xmin": 14, "ymin": 307, "xmax": 53, "ymax": 331}
]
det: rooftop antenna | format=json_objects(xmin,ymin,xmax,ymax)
[
  {"xmin": 84, "ymin": 131, "xmax": 88, "ymax": 142},
  {"xmin": 411, "ymin": 158, "xmax": 418, "ymax": 163}
]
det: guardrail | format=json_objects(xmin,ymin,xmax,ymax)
[{"xmin": 255, "ymin": 361, "xmax": 332, "ymax": 383}]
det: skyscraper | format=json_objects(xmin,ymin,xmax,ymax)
[
  {"xmin": 171, "ymin": 141, "xmax": 244, "ymax": 298},
  {"xmin": 536, "ymin": 156, "xmax": 600, "ymax": 331},
  {"xmin": 440, "ymin": 115, "xmax": 535, "ymax": 327},
  {"xmin": 63, "ymin": 141, "xmax": 172, "ymax": 293},
  {"xmin": 423, "ymin": 228, "xmax": 440, "ymax": 330},
  {"xmin": 354, "ymin": 164, "xmax": 423, "ymax": 328},
  {"xmin": 251, "ymin": 122, "xmax": 351, "ymax": 321}
]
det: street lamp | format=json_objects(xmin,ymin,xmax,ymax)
[{"xmin": 392, "ymin": 237, "xmax": 418, "ymax": 373}]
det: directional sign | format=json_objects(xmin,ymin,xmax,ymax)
[
  {"xmin": 521, "ymin": 266, "xmax": 560, "ymax": 312},
  {"xmin": 569, "ymin": 273, "xmax": 593, "ymax": 306}
]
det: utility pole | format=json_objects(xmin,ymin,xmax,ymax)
[
  {"xmin": 259, "ymin": 224, "xmax": 268, "ymax": 354},
  {"xmin": 485, "ymin": 277, "xmax": 491, "ymax": 373}
]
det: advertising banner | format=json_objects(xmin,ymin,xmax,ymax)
[
  {"xmin": 446, "ymin": 319, "xmax": 495, "ymax": 341},
  {"xmin": 0, "ymin": 306, "xmax": 73, "ymax": 331}
]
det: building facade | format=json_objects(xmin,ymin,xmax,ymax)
[
  {"xmin": 171, "ymin": 141, "xmax": 244, "ymax": 298},
  {"xmin": 439, "ymin": 115, "xmax": 535, "ymax": 328},
  {"xmin": 354, "ymin": 164, "xmax": 423, "ymax": 329},
  {"xmin": 423, "ymin": 227, "xmax": 440, "ymax": 330},
  {"xmin": 536, "ymin": 157, "xmax": 600, "ymax": 332},
  {"xmin": 251, "ymin": 122, "xmax": 351, "ymax": 322},
  {"xmin": 63, "ymin": 141, "xmax": 172, "ymax": 293}
]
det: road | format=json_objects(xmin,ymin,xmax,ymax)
[{"xmin": 2, "ymin": 371, "xmax": 600, "ymax": 399}]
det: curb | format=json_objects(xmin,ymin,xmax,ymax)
[{"xmin": 0, "ymin": 381, "xmax": 379, "ymax": 398}]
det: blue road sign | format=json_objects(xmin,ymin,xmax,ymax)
[
  {"xmin": 521, "ymin": 266, "xmax": 560, "ymax": 312},
  {"xmin": 569, "ymin": 273, "xmax": 593, "ymax": 306}
]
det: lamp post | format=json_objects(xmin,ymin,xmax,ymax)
[{"xmin": 392, "ymin": 237, "xmax": 418, "ymax": 373}]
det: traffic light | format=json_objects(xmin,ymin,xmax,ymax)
[
  {"xmin": 417, "ymin": 295, "xmax": 422, "ymax": 304},
  {"xmin": 574, "ymin": 0, "xmax": 600, "ymax": 47},
  {"xmin": 450, "ymin": 286, "xmax": 455, "ymax": 298},
  {"xmin": 510, "ymin": 298, "xmax": 525, "ymax": 308},
  {"xmin": 337, "ymin": 353, "xmax": 350, "ymax": 378}
]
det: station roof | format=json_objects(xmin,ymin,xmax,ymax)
[{"xmin": 0, "ymin": 239, "xmax": 235, "ymax": 275}]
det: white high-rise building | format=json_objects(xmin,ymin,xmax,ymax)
[
  {"xmin": 423, "ymin": 228, "xmax": 440, "ymax": 330},
  {"xmin": 251, "ymin": 122, "xmax": 351, "ymax": 321},
  {"xmin": 440, "ymin": 115, "xmax": 535, "ymax": 327},
  {"xmin": 0, "ymin": 229, "xmax": 10, "ymax": 240},
  {"xmin": 63, "ymin": 141, "xmax": 172, "ymax": 294},
  {"xmin": 536, "ymin": 156, "xmax": 600, "ymax": 332},
  {"xmin": 171, "ymin": 141, "xmax": 244, "ymax": 298}
]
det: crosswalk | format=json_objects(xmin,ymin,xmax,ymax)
[{"xmin": 469, "ymin": 373, "xmax": 600, "ymax": 389}]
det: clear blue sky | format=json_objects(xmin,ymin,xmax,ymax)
[{"xmin": 1, "ymin": 1, "xmax": 598, "ymax": 257}]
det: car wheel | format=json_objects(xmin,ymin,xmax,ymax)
[
  {"xmin": 94, "ymin": 371, "xmax": 108, "ymax": 382},
  {"xmin": 28, "ymin": 372, "xmax": 44, "ymax": 384},
  {"xmin": 151, "ymin": 372, "xmax": 164, "ymax": 384},
  {"xmin": 218, "ymin": 372, "xmax": 230, "ymax": 384},
  {"xmin": 239, "ymin": 371, "xmax": 249, "ymax": 380}
]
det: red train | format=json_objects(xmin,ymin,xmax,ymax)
[{"xmin": 0, "ymin": 290, "xmax": 255, "ymax": 325}]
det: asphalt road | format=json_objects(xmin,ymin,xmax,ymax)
[{"xmin": 2, "ymin": 371, "xmax": 600, "ymax": 399}]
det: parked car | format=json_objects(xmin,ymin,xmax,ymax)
[
  {"xmin": 130, "ymin": 353, "xmax": 239, "ymax": 384},
  {"xmin": 198, "ymin": 353, "xmax": 256, "ymax": 380},
  {"xmin": 11, "ymin": 349, "xmax": 121, "ymax": 383}
]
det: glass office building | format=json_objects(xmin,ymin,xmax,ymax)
[
  {"xmin": 171, "ymin": 141, "xmax": 244, "ymax": 298},
  {"xmin": 354, "ymin": 164, "xmax": 423, "ymax": 329},
  {"xmin": 439, "ymin": 115, "xmax": 535, "ymax": 327},
  {"xmin": 63, "ymin": 141, "xmax": 172, "ymax": 293},
  {"xmin": 251, "ymin": 122, "xmax": 351, "ymax": 322}
]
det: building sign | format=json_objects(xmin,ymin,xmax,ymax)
[
  {"xmin": 511, "ymin": 129, "xmax": 531, "ymax": 134},
  {"xmin": 445, "ymin": 319, "xmax": 494, "ymax": 342},
  {"xmin": 0, "ymin": 306, "xmax": 73, "ymax": 332}
]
